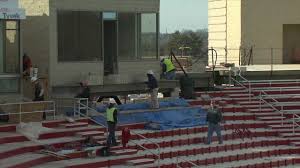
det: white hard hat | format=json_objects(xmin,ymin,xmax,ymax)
[
  {"xmin": 147, "ymin": 70, "xmax": 154, "ymax": 75},
  {"xmin": 109, "ymin": 98, "xmax": 116, "ymax": 104},
  {"xmin": 31, "ymin": 77, "xmax": 38, "ymax": 82}
]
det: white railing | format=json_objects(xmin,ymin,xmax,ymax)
[
  {"xmin": 69, "ymin": 98, "xmax": 162, "ymax": 167},
  {"xmin": 0, "ymin": 101, "xmax": 55, "ymax": 123},
  {"xmin": 54, "ymin": 97, "xmax": 89, "ymax": 118},
  {"xmin": 240, "ymin": 79, "xmax": 300, "ymax": 84}
]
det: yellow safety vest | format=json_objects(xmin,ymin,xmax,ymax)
[
  {"xmin": 163, "ymin": 59, "xmax": 175, "ymax": 72},
  {"xmin": 106, "ymin": 107, "xmax": 116, "ymax": 122}
]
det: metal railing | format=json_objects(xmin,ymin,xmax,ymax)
[
  {"xmin": 0, "ymin": 101, "xmax": 55, "ymax": 123},
  {"xmin": 293, "ymin": 114, "xmax": 300, "ymax": 134},
  {"xmin": 67, "ymin": 98, "xmax": 162, "ymax": 167},
  {"xmin": 230, "ymin": 73, "xmax": 285, "ymax": 125}
]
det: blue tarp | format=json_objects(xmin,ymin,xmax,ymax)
[
  {"xmin": 96, "ymin": 98, "xmax": 190, "ymax": 113},
  {"xmin": 92, "ymin": 107, "xmax": 207, "ymax": 130}
]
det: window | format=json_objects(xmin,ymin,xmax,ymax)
[
  {"xmin": 103, "ymin": 12, "xmax": 117, "ymax": 20},
  {"xmin": 138, "ymin": 13, "xmax": 158, "ymax": 59},
  {"xmin": 0, "ymin": 21, "xmax": 20, "ymax": 74},
  {"xmin": 58, "ymin": 11, "xmax": 102, "ymax": 62},
  {"xmin": 118, "ymin": 13, "xmax": 137, "ymax": 60},
  {"xmin": 0, "ymin": 78, "xmax": 19, "ymax": 93}
]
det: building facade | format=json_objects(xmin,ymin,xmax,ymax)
[
  {"xmin": 20, "ymin": 0, "xmax": 163, "ymax": 98},
  {"xmin": 208, "ymin": 0, "xmax": 300, "ymax": 66}
]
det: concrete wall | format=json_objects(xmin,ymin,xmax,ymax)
[
  {"xmin": 208, "ymin": 0, "xmax": 241, "ymax": 65},
  {"xmin": 241, "ymin": 0, "xmax": 300, "ymax": 64},
  {"xmin": 208, "ymin": 0, "xmax": 227, "ymax": 65},
  {"xmin": 20, "ymin": 0, "xmax": 50, "ymax": 76},
  {"xmin": 227, "ymin": 0, "xmax": 241, "ymax": 65}
]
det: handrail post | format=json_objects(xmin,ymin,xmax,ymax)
[
  {"xmin": 158, "ymin": 147, "xmax": 160, "ymax": 168},
  {"xmin": 19, "ymin": 103, "xmax": 22, "ymax": 123},
  {"xmin": 229, "ymin": 67, "xmax": 232, "ymax": 86},
  {"xmin": 293, "ymin": 114, "xmax": 295, "ymax": 134},
  {"xmin": 73, "ymin": 101, "xmax": 76, "ymax": 117},
  {"xmin": 86, "ymin": 99, "xmax": 89, "ymax": 117},
  {"xmin": 281, "ymin": 105, "xmax": 283, "ymax": 126},
  {"xmin": 249, "ymin": 81, "xmax": 251, "ymax": 102},
  {"xmin": 259, "ymin": 92, "xmax": 262, "ymax": 114},
  {"xmin": 53, "ymin": 102, "xmax": 56, "ymax": 120}
]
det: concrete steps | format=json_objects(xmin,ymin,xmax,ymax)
[
  {"xmin": 229, "ymin": 94, "xmax": 254, "ymax": 98},
  {"xmin": 0, "ymin": 152, "xmax": 52, "ymax": 168},
  {"xmin": 281, "ymin": 133, "xmax": 300, "ymax": 138},
  {"xmin": 126, "ymin": 158, "xmax": 155, "ymax": 166},
  {"xmin": 254, "ymin": 112, "xmax": 282, "ymax": 117},
  {"xmin": 269, "ymin": 124, "xmax": 294, "ymax": 129},
  {"xmin": 60, "ymin": 122, "xmax": 89, "ymax": 128},
  {"xmin": 38, "ymin": 126, "xmax": 105, "ymax": 139},
  {"xmin": 0, "ymin": 132, "xmax": 28, "ymax": 145},
  {"xmin": 76, "ymin": 131, "xmax": 104, "ymax": 137},
  {"xmin": 111, "ymin": 149, "xmax": 138, "ymax": 156},
  {"xmin": 258, "ymin": 116, "xmax": 286, "ymax": 121}
]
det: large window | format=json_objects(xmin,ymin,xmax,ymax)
[
  {"xmin": 58, "ymin": 11, "xmax": 102, "ymax": 62},
  {"xmin": 0, "ymin": 20, "xmax": 20, "ymax": 93},
  {"xmin": 118, "ymin": 13, "xmax": 137, "ymax": 60},
  {"xmin": 0, "ymin": 21, "xmax": 20, "ymax": 74},
  {"xmin": 138, "ymin": 13, "xmax": 158, "ymax": 59}
]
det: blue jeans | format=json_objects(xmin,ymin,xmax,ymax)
[
  {"xmin": 164, "ymin": 70, "xmax": 176, "ymax": 80},
  {"xmin": 207, "ymin": 122, "xmax": 223, "ymax": 144},
  {"xmin": 107, "ymin": 122, "xmax": 117, "ymax": 147}
]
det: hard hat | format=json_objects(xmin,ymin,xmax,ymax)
[
  {"xmin": 31, "ymin": 77, "xmax": 38, "ymax": 82},
  {"xmin": 109, "ymin": 98, "xmax": 116, "ymax": 104},
  {"xmin": 147, "ymin": 70, "xmax": 154, "ymax": 75}
]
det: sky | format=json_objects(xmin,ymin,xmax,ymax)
[{"xmin": 160, "ymin": 0, "xmax": 208, "ymax": 33}]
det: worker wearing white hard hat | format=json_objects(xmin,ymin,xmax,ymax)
[
  {"xmin": 108, "ymin": 98, "xmax": 116, "ymax": 104},
  {"xmin": 106, "ymin": 97, "xmax": 118, "ymax": 148},
  {"xmin": 146, "ymin": 70, "xmax": 159, "ymax": 109},
  {"xmin": 147, "ymin": 70, "xmax": 154, "ymax": 75}
]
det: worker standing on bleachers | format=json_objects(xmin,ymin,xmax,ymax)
[
  {"xmin": 206, "ymin": 99, "xmax": 223, "ymax": 145},
  {"xmin": 161, "ymin": 58, "xmax": 176, "ymax": 80},
  {"xmin": 146, "ymin": 70, "xmax": 159, "ymax": 109},
  {"xmin": 106, "ymin": 98, "xmax": 118, "ymax": 148}
]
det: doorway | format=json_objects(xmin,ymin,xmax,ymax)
[
  {"xmin": 283, "ymin": 24, "xmax": 300, "ymax": 64},
  {"xmin": 103, "ymin": 20, "xmax": 118, "ymax": 76}
]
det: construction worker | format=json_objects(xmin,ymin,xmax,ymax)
[
  {"xmin": 31, "ymin": 77, "xmax": 44, "ymax": 101},
  {"xmin": 146, "ymin": 70, "xmax": 159, "ymax": 109},
  {"xmin": 75, "ymin": 80, "xmax": 90, "ymax": 99},
  {"xmin": 206, "ymin": 99, "xmax": 223, "ymax": 145},
  {"xmin": 161, "ymin": 58, "xmax": 176, "ymax": 80},
  {"xmin": 106, "ymin": 98, "xmax": 118, "ymax": 148}
]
